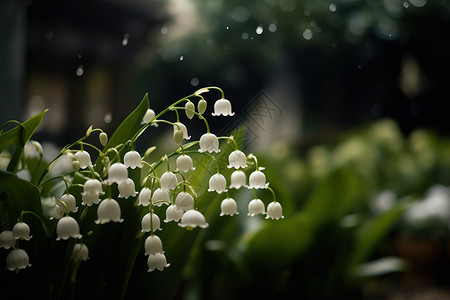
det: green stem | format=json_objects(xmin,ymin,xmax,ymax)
[
  {"xmin": 20, "ymin": 210, "xmax": 52, "ymax": 237},
  {"xmin": 218, "ymin": 136, "xmax": 238, "ymax": 150},
  {"xmin": 267, "ymin": 186, "xmax": 277, "ymax": 203},
  {"xmin": 247, "ymin": 154, "xmax": 259, "ymax": 170}
]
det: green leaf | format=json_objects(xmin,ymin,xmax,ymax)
[{"xmin": 0, "ymin": 109, "xmax": 47, "ymax": 153}]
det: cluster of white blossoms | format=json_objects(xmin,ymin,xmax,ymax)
[{"xmin": 1, "ymin": 87, "xmax": 283, "ymax": 274}]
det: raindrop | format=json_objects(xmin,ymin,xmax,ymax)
[
  {"xmin": 161, "ymin": 26, "xmax": 169, "ymax": 35},
  {"xmin": 403, "ymin": 1, "xmax": 410, "ymax": 8},
  {"xmin": 180, "ymin": 56, "xmax": 184, "ymax": 61},
  {"xmin": 329, "ymin": 3, "xmax": 337, "ymax": 12},
  {"xmin": 122, "ymin": 33, "xmax": 129, "ymax": 46},
  {"xmin": 226, "ymin": 26, "xmax": 229, "ymax": 30},
  {"xmin": 191, "ymin": 78, "xmax": 199, "ymax": 86},
  {"xmin": 268, "ymin": 24, "xmax": 277, "ymax": 32},
  {"xmin": 409, "ymin": 0, "xmax": 427, "ymax": 7},
  {"xmin": 303, "ymin": 29, "xmax": 313, "ymax": 40},
  {"xmin": 76, "ymin": 65, "xmax": 84, "ymax": 76},
  {"xmin": 256, "ymin": 25, "xmax": 263, "ymax": 35},
  {"xmin": 241, "ymin": 33, "xmax": 249, "ymax": 40},
  {"xmin": 104, "ymin": 112, "xmax": 112, "ymax": 124},
  {"xmin": 45, "ymin": 30, "xmax": 53, "ymax": 40}
]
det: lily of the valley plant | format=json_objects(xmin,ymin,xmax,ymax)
[{"xmin": 0, "ymin": 87, "xmax": 282, "ymax": 280}]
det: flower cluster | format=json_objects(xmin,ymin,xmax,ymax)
[{"xmin": 0, "ymin": 87, "xmax": 283, "ymax": 275}]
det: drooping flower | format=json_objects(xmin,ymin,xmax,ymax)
[
  {"xmin": 230, "ymin": 170, "xmax": 247, "ymax": 189},
  {"xmin": 49, "ymin": 202, "xmax": 65, "ymax": 220},
  {"xmin": 212, "ymin": 99, "xmax": 235, "ymax": 116},
  {"xmin": 12, "ymin": 222, "xmax": 32, "ymax": 240},
  {"xmin": 60, "ymin": 194, "xmax": 78, "ymax": 213},
  {"xmin": 141, "ymin": 213, "xmax": 162, "ymax": 232},
  {"xmin": 176, "ymin": 154, "xmax": 195, "ymax": 172},
  {"xmin": 160, "ymin": 172, "xmax": 178, "ymax": 190},
  {"xmin": 118, "ymin": 178, "xmax": 138, "ymax": 199},
  {"xmin": 220, "ymin": 198, "xmax": 239, "ymax": 216},
  {"xmin": 198, "ymin": 133, "xmax": 220, "ymax": 153},
  {"xmin": 151, "ymin": 188, "xmax": 171, "ymax": 206},
  {"xmin": 208, "ymin": 173, "xmax": 227, "ymax": 194},
  {"xmin": 0, "ymin": 230, "xmax": 15, "ymax": 249},
  {"xmin": 164, "ymin": 205, "xmax": 184, "ymax": 223},
  {"xmin": 56, "ymin": 216, "xmax": 82, "ymax": 240},
  {"xmin": 144, "ymin": 235, "xmax": 164, "ymax": 255},
  {"xmin": 265, "ymin": 202, "xmax": 284, "ymax": 220},
  {"xmin": 95, "ymin": 198, "xmax": 124, "ymax": 224},
  {"xmin": 81, "ymin": 179, "xmax": 104, "ymax": 206},
  {"xmin": 173, "ymin": 122, "xmax": 191, "ymax": 140},
  {"xmin": 74, "ymin": 150, "xmax": 92, "ymax": 169},
  {"xmin": 179, "ymin": 209, "xmax": 209, "ymax": 229},
  {"xmin": 147, "ymin": 253, "xmax": 170, "ymax": 272},
  {"xmin": 227, "ymin": 150, "xmax": 247, "ymax": 169},
  {"xmin": 72, "ymin": 243, "xmax": 89, "ymax": 261},
  {"xmin": 138, "ymin": 187, "xmax": 152, "ymax": 206},
  {"xmin": 248, "ymin": 199, "xmax": 265, "ymax": 216},
  {"xmin": 124, "ymin": 150, "xmax": 143, "ymax": 169},
  {"xmin": 184, "ymin": 101, "xmax": 195, "ymax": 119},
  {"xmin": 6, "ymin": 249, "xmax": 31, "ymax": 271},
  {"xmin": 142, "ymin": 108, "xmax": 158, "ymax": 126},
  {"xmin": 175, "ymin": 192, "xmax": 194, "ymax": 212},
  {"xmin": 248, "ymin": 170, "xmax": 269, "ymax": 189},
  {"xmin": 107, "ymin": 163, "xmax": 128, "ymax": 184}
]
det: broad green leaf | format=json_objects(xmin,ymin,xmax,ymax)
[{"xmin": 0, "ymin": 109, "xmax": 47, "ymax": 153}]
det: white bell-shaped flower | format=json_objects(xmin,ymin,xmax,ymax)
[
  {"xmin": 147, "ymin": 253, "xmax": 170, "ymax": 272},
  {"xmin": 60, "ymin": 194, "xmax": 78, "ymax": 213},
  {"xmin": 230, "ymin": 170, "xmax": 247, "ymax": 189},
  {"xmin": 173, "ymin": 122, "xmax": 191, "ymax": 140},
  {"xmin": 107, "ymin": 163, "xmax": 128, "ymax": 184},
  {"xmin": 6, "ymin": 249, "xmax": 31, "ymax": 271},
  {"xmin": 164, "ymin": 205, "xmax": 184, "ymax": 223},
  {"xmin": 151, "ymin": 188, "xmax": 171, "ymax": 206},
  {"xmin": 227, "ymin": 150, "xmax": 248, "ymax": 169},
  {"xmin": 56, "ymin": 216, "xmax": 82, "ymax": 240},
  {"xmin": 118, "ymin": 178, "xmax": 138, "ymax": 199},
  {"xmin": 265, "ymin": 202, "xmax": 284, "ymax": 220},
  {"xmin": 160, "ymin": 171, "xmax": 178, "ymax": 190},
  {"xmin": 144, "ymin": 235, "xmax": 164, "ymax": 255},
  {"xmin": 248, "ymin": 199, "xmax": 266, "ymax": 216},
  {"xmin": 138, "ymin": 187, "xmax": 152, "ymax": 206},
  {"xmin": 81, "ymin": 192, "xmax": 101, "ymax": 206},
  {"xmin": 220, "ymin": 198, "xmax": 239, "ymax": 216},
  {"xmin": 0, "ymin": 230, "xmax": 15, "ymax": 249},
  {"xmin": 12, "ymin": 222, "xmax": 32, "ymax": 240},
  {"xmin": 212, "ymin": 99, "xmax": 235, "ymax": 116},
  {"xmin": 179, "ymin": 209, "xmax": 209, "ymax": 229},
  {"xmin": 72, "ymin": 243, "xmax": 89, "ymax": 261},
  {"xmin": 83, "ymin": 179, "xmax": 103, "ymax": 194},
  {"xmin": 141, "ymin": 108, "xmax": 158, "ymax": 126},
  {"xmin": 175, "ymin": 192, "xmax": 194, "ymax": 211},
  {"xmin": 124, "ymin": 150, "xmax": 143, "ymax": 169},
  {"xmin": 208, "ymin": 173, "xmax": 228, "ymax": 194},
  {"xmin": 49, "ymin": 202, "xmax": 65, "ymax": 220},
  {"xmin": 248, "ymin": 170, "xmax": 269, "ymax": 189},
  {"xmin": 95, "ymin": 198, "xmax": 124, "ymax": 224},
  {"xmin": 176, "ymin": 155, "xmax": 195, "ymax": 172},
  {"xmin": 198, "ymin": 133, "xmax": 220, "ymax": 153},
  {"xmin": 74, "ymin": 150, "xmax": 92, "ymax": 169},
  {"xmin": 141, "ymin": 213, "xmax": 162, "ymax": 232}
]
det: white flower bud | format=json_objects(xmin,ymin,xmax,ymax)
[
  {"xmin": 142, "ymin": 108, "xmax": 157, "ymax": 125},
  {"xmin": 227, "ymin": 150, "xmax": 247, "ymax": 169},
  {"xmin": 151, "ymin": 188, "xmax": 171, "ymax": 206},
  {"xmin": 265, "ymin": 202, "xmax": 284, "ymax": 220},
  {"xmin": 107, "ymin": 163, "xmax": 128, "ymax": 184},
  {"xmin": 175, "ymin": 192, "xmax": 194, "ymax": 211},
  {"xmin": 72, "ymin": 243, "xmax": 89, "ymax": 261},
  {"xmin": 95, "ymin": 198, "xmax": 124, "ymax": 224},
  {"xmin": 147, "ymin": 253, "xmax": 170, "ymax": 272},
  {"xmin": 124, "ymin": 151, "xmax": 143, "ymax": 169},
  {"xmin": 12, "ymin": 222, "xmax": 32, "ymax": 240},
  {"xmin": 141, "ymin": 213, "xmax": 161, "ymax": 232},
  {"xmin": 74, "ymin": 150, "xmax": 92, "ymax": 169},
  {"xmin": 160, "ymin": 172, "xmax": 178, "ymax": 190},
  {"xmin": 185, "ymin": 101, "xmax": 195, "ymax": 119},
  {"xmin": 176, "ymin": 154, "xmax": 195, "ymax": 172},
  {"xmin": 197, "ymin": 99, "xmax": 207, "ymax": 115},
  {"xmin": 212, "ymin": 99, "xmax": 234, "ymax": 116},
  {"xmin": 164, "ymin": 205, "xmax": 184, "ymax": 223},
  {"xmin": 230, "ymin": 170, "xmax": 247, "ymax": 189},
  {"xmin": 173, "ymin": 122, "xmax": 191, "ymax": 140},
  {"xmin": 138, "ymin": 187, "xmax": 152, "ymax": 206},
  {"xmin": 99, "ymin": 132, "xmax": 108, "ymax": 147},
  {"xmin": 178, "ymin": 209, "xmax": 209, "ymax": 229},
  {"xmin": 0, "ymin": 230, "xmax": 15, "ymax": 249},
  {"xmin": 60, "ymin": 194, "xmax": 78, "ymax": 213},
  {"xmin": 220, "ymin": 198, "xmax": 239, "ymax": 216},
  {"xmin": 173, "ymin": 130, "xmax": 183, "ymax": 146},
  {"xmin": 145, "ymin": 235, "xmax": 164, "ymax": 255},
  {"xmin": 118, "ymin": 178, "xmax": 138, "ymax": 199},
  {"xmin": 248, "ymin": 170, "xmax": 269, "ymax": 189}
]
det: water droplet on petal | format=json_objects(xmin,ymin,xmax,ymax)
[
  {"xmin": 76, "ymin": 65, "xmax": 84, "ymax": 76},
  {"xmin": 226, "ymin": 26, "xmax": 229, "ymax": 30},
  {"xmin": 256, "ymin": 25, "xmax": 263, "ymax": 35},
  {"xmin": 122, "ymin": 33, "xmax": 129, "ymax": 46},
  {"xmin": 180, "ymin": 56, "xmax": 184, "ymax": 61}
]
